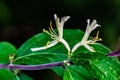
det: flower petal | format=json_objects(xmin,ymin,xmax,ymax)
[
  {"xmin": 54, "ymin": 14, "xmax": 70, "ymax": 39},
  {"xmin": 84, "ymin": 44, "xmax": 95, "ymax": 52},
  {"xmin": 60, "ymin": 38, "xmax": 70, "ymax": 52},
  {"xmin": 61, "ymin": 16, "xmax": 70, "ymax": 24},
  {"xmin": 72, "ymin": 42, "xmax": 82, "ymax": 52},
  {"xmin": 31, "ymin": 41, "xmax": 58, "ymax": 51}
]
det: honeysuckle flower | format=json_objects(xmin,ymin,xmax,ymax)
[
  {"xmin": 72, "ymin": 19, "xmax": 101, "ymax": 53},
  {"xmin": 31, "ymin": 14, "xmax": 70, "ymax": 52}
]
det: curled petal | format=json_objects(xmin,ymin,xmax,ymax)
[
  {"xmin": 87, "ymin": 19, "xmax": 101, "ymax": 33},
  {"xmin": 87, "ymin": 19, "xmax": 90, "ymax": 27},
  {"xmin": 54, "ymin": 14, "xmax": 70, "ymax": 39},
  {"xmin": 107, "ymin": 50, "xmax": 120, "ymax": 57},
  {"xmin": 91, "ymin": 24, "xmax": 101, "ymax": 31},
  {"xmin": 31, "ymin": 41, "xmax": 58, "ymax": 51},
  {"xmin": 82, "ymin": 19, "xmax": 100, "ymax": 42},
  {"xmin": 61, "ymin": 16, "xmax": 70, "ymax": 24},
  {"xmin": 54, "ymin": 14, "xmax": 59, "ymax": 25},
  {"xmin": 54, "ymin": 14, "xmax": 70, "ymax": 24},
  {"xmin": 90, "ymin": 20, "xmax": 97, "ymax": 28}
]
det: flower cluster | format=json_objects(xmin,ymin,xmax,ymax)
[{"xmin": 31, "ymin": 14, "xmax": 102, "ymax": 57}]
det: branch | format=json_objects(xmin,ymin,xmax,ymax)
[
  {"xmin": 0, "ymin": 64, "xmax": 8, "ymax": 68},
  {"xmin": 107, "ymin": 50, "xmax": 120, "ymax": 57},
  {"xmin": 0, "ymin": 60, "xmax": 70, "ymax": 70}
]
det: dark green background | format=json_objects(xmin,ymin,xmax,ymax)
[
  {"xmin": 0, "ymin": 0, "xmax": 120, "ymax": 50},
  {"xmin": 0, "ymin": 0, "xmax": 120, "ymax": 79}
]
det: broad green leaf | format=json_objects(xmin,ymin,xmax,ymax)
[
  {"xmin": 14, "ymin": 52, "xmax": 67, "ymax": 64},
  {"xmin": 0, "ymin": 42, "xmax": 16, "ymax": 63},
  {"xmin": 13, "ymin": 73, "xmax": 33, "ymax": 80},
  {"xmin": 0, "ymin": 69, "xmax": 14, "ymax": 80},
  {"xmin": 71, "ymin": 47, "xmax": 120, "ymax": 79},
  {"xmin": 71, "ymin": 44, "xmax": 112, "ymax": 61},
  {"xmin": 15, "ymin": 29, "xmax": 83, "ymax": 58},
  {"xmin": 14, "ymin": 52, "xmax": 66, "ymax": 77},
  {"xmin": 14, "ymin": 29, "xmax": 84, "ymax": 64},
  {"xmin": 89, "ymin": 59, "xmax": 120, "ymax": 80},
  {"xmin": 73, "ymin": 43, "xmax": 111, "ymax": 55},
  {"xmin": 13, "ymin": 29, "xmax": 120, "ymax": 79},
  {"xmin": 63, "ymin": 65, "xmax": 94, "ymax": 80},
  {"xmin": 14, "ymin": 29, "xmax": 83, "ymax": 78},
  {"xmin": 51, "ymin": 66, "xmax": 65, "ymax": 77}
]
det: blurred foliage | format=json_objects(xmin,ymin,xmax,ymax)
[{"xmin": 0, "ymin": 1, "xmax": 11, "ymax": 25}]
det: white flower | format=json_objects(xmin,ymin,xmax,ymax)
[
  {"xmin": 31, "ymin": 14, "xmax": 70, "ymax": 52},
  {"xmin": 72, "ymin": 19, "xmax": 101, "ymax": 53}
]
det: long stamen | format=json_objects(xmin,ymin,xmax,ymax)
[
  {"xmin": 48, "ymin": 24, "xmax": 57, "ymax": 37},
  {"xmin": 43, "ymin": 29, "xmax": 51, "ymax": 35},
  {"xmin": 50, "ymin": 21, "xmax": 58, "ymax": 36},
  {"xmin": 50, "ymin": 36, "xmax": 57, "ymax": 39},
  {"xmin": 46, "ymin": 41, "xmax": 50, "ymax": 48},
  {"xmin": 43, "ymin": 29, "xmax": 56, "ymax": 38},
  {"xmin": 48, "ymin": 27, "xmax": 55, "ymax": 35}
]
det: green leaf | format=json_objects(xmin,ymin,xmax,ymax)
[
  {"xmin": 13, "ymin": 29, "xmax": 120, "ymax": 80},
  {"xmin": 89, "ymin": 58, "xmax": 120, "ymax": 80},
  {"xmin": 14, "ymin": 29, "xmax": 83, "ymax": 78},
  {"xmin": 0, "ymin": 69, "xmax": 14, "ymax": 80},
  {"xmin": 63, "ymin": 65, "xmax": 94, "ymax": 80},
  {"xmin": 73, "ymin": 43, "xmax": 111, "ymax": 55},
  {"xmin": 71, "ymin": 44, "xmax": 120, "ymax": 80},
  {"xmin": 13, "ymin": 73, "xmax": 33, "ymax": 80},
  {"xmin": 52, "ymin": 66, "xmax": 65, "ymax": 77},
  {"xmin": 14, "ymin": 52, "xmax": 66, "ymax": 78},
  {"xmin": 14, "ymin": 29, "xmax": 84, "ymax": 64},
  {"xmin": 0, "ymin": 42, "xmax": 16, "ymax": 63},
  {"xmin": 14, "ymin": 52, "xmax": 67, "ymax": 64}
]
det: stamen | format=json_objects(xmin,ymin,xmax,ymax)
[
  {"xmin": 43, "ymin": 28, "xmax": 55, "ymax": 37},
  {"xmin": 46, "ymin": 41, "xmax": 50, "ymax": 48},
  {"xmin": 50, "ymin": 21, "xmax": 52, "ymax": 28},
  {"xmin": 50, "ymin": 21, "xmax": 58, "ymax": 35},
  {"xmin": 48, "ymin": 27, "xmax": 55, "ymax": 35},
  {"xmin": 43, "ymin": 29, "xmax": 49, "ymax": 34},
  {"xmin": 93, "ymin": 31, "xmax": 102, "ymax": 42}
]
